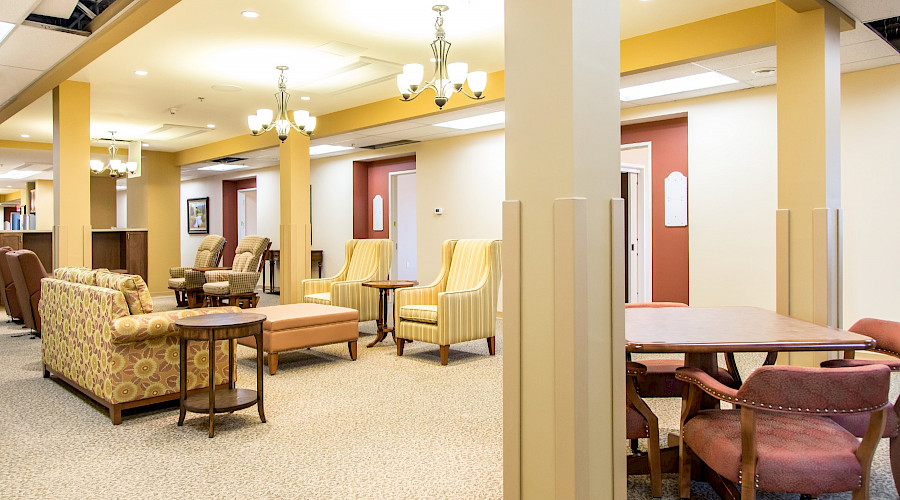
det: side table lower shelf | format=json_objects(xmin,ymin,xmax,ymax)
[{"xmin": 182, "ymin": 388, "xmax": 259, "ymax": 414}]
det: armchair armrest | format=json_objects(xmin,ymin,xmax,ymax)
[
  {"xmin": 193, "ymin": 266, "xmax": 230, "ymax": 272},
  {"xmin": 204, "ymin": 270, "xmax": 230, "ymax": 283},
  {"xmin": 437, "ymin": 284, "xmax": 495, "ymax": 343},
  {"xmin": 110, "ymin": 306, "xmax": 242, "ymax": 344},
  {"xmin": 301, "ymin": 276, "xmax": 337, "ymax": 296},
  {"xmin": 675, "ymin": 366, "xmax": 740, "ymax": 403},
  {"xmin": 226, "ymin": 271, "xmax": 261, "ymax": 294},
  {"xmin": 396, "ymin": 282, "xmax": 442, "ymax": 309},
  {"xmin": 169, "ymin": 266, "xmax": 188, "ymax": 279},
  {"xmin": 821, "ymin": 358, "xmax": 900, "ymax": 371}
]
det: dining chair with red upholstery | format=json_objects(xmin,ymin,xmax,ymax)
[
  {"xmin": 0, "ymin": 246, "xmax": 23, "ymax": 322},
  {"xmin": 676, "ymin": 364, "xmax": 890, "ymax": 500},
  {"xmin": 625, "ymin": 302, "xmax": 740, "ymax": 395},
  {"xmin": 820, "ymin": 317, "xmax": 900, "ymax": 496},
  {"xmin": 626, "ymin": 361, "xmax": 661, "ymax": 498}
]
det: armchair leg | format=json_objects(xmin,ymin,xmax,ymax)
[
  {"xmin": 440, "ymin": 345, "xmax": 449, "ymax": 366},
  {"xmin": 487, "ymin": 336, "xmax": 496, "ymax": 355},
  {"xmin": 396, "ymin": 338, "xmax": 405, "ymax": 356}
]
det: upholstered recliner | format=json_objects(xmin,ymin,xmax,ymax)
[
  {"xmin": 6, "ymin": 249, "xmax": 50, "ymax": 334},
  {"xmin": 202, "ymin": 236, "xmax": 270, "ymax": 299},
  {"xmin": 301, "ymin": 239, "xmax": 393, "ymax": 322},
  {"xmin": 168, "ymin": 235, "xmax": 226, "ymax": 306},
  {"xmin": 677, "ymin": 364, "xmax": 890, "ymax": 499},
  {"xmin": 0, "ymin": 246, "xmax": 22, "ymax": 321},
  {"xmin": 394, "ymin": 239, "xmax": 501, "ymax": 366}
]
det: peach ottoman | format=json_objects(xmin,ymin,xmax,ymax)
[{"xmin": 237, "ymin": 303, "xmax": 359, "ymax": 375}]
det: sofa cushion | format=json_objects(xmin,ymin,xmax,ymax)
[
  {"xmin": 54, "ymin": 267, "xmax": 109, "ymax": 286},
  {"xmin": 304, "ymin": 292, "xmax": 332, "ymax": 305},
  {"xmin": 96, "ymin": 273, "xmax": 153, "ymax": 315},
  {"xmin": 203, "ymin": 281, "xmax": 230, "ymax": 295},
  {"xmin": 399, "ymin": 304, "xmax": 438, "ymax": 324},
  {"xmin": 683, "ymin": 409, "xmax": 863, "ymax": 494},
  {"xmin": 167, "ymin": 277, "xmax": 186, "ymax": 290},
  {"xmin": 446, "ymin": 240, "xmax": 490, "ymax": 292},
  {"xmin": 254, "ymin": 303, "xmax": 359, "ymax": 331},
  {"xmin": 346, "ymin": 239, "xmax": 379, "ymax": 281}
]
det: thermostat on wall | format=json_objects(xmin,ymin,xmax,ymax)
[{"xmin": 434, "ymin": 207, "xmax": 443, "ymax": 215}]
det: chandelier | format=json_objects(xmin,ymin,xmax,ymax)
[
  {"xmin": 248, "ymin": 66, "xmax": 316, "ymax": 142},
  {"xmin": 396, "ymin": 5, "xmax": 487, "ymax": 109},
  {"xmin": 89, "ymin": 132, "xmax": 137, "ymax": 178}
]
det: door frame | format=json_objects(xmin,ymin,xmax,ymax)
[
  {"xmin": 388, "ymin": 169, "xmax": 417, "ymax": 280},
  {"xmin": 621, "ymin": 141, "xmax": 653, "ymax": 302}
]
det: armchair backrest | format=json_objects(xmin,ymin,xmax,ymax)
[
  {"xmin": 193, "ymin": 235, "xmax": 226, "ymax": 268},
  {"xmin": 345, "ymin": 239, "xmax": 392, "ymax": 281},
  {"xmin": 7, "ymin": 249, "xmax": 48, "ymax": 331},
  {"xmin": 232, "ymin": 236, "xmax": 270, "ymax": 273},
  {"xmin": 0, "ymin": 246, "xmax": 15, "ymax": 317},
  {"xmin": 446, "ymin": 239, "xmax": 500, "ymax": 292},
  {"xmin": 849, "ymin": 317, "xmax": 900, "ymax": 357},
  {"xmin": 736, "ymin": 364, "xmax": 890, "ymax": 414}
]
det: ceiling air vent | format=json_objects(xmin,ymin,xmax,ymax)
[
  {"xmin": 212, "ymin": 157, "xmax": 247, "ymax": 164},
  {"xmin": 866, "ymin": 17, "xmax": 900, "ymax": 53},
  {"xmin": 359, "ymin": 140, "xmax": 419, "ymax": 150}
]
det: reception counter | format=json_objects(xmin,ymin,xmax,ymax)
[{"xmin": 0, "ymin": 229, "xmax": 148, "ymax": 282}]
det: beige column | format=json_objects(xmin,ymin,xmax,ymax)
[
  {"xmin": 775, "ymin": 1, "xmax": 843, "ymax": 366},
  {"xmin": 53, "ymin": 80, "xmax": 92, "ymax": 269},
  {"xmin": 278, "ymin": 130, "xmax": 311, "ymax": 304},
  {"xmin": 504, "ymin": 0, "xmax": 624, "ymax": 498},
  {"xmin": 127, "ymin": 151, "xmax": 180, "ymax": 293}
]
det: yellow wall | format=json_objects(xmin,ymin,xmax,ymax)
[
  {"xmin": 90, "ymin": 176, "xmax": 118, "ymax": 229},
  {"xmin": 34, "ymin": 179, "xmax": 55, "ymax": 230}
]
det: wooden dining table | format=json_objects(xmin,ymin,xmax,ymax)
[{"xmin": 625, "ymin": 306, "xmax": 876, "ymax": 499}]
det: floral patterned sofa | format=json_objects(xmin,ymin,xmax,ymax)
[{"xmin": 39, "ymin": 267, "xmax": 241, "ymax": 424}]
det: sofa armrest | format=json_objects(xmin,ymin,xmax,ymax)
[
  {"xmin": 110, "ymin": 306, "xmax": 242, "ymax": 344},
  {"xmin": 169, "ymin": 266, "xmax": 188, "ymax": 279},
  {"xmin": 226, "ymin": 272, "xmax": 261, "ymax": 294}
]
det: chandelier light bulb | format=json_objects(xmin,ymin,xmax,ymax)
[
  {"xmin": 293, "ymin": 110, "xmax": 310, "ymax": 129},
  {"xmin": 126, "ymin": 161, "xmax": 138, "ymax": 174},
  {"xmin": 109, "ymin": 159, "xmax": 122, "ymax": 170},
  {"xmin": 89, "ymin": 160, "xmax": 103, "ymax": 172},
  {"xmin": 256, "ymin": 108, "xmax": 274, "ymax": 127},
  {"xmin": 247, "ymin": 114, "xmax": 262, "ymax": 133},
  {"xmin": 305, "ymin": 116, "xmax": 317, "ymax": 133},
  {"xmin": 403, "ymin": 64, "xmax": 424, "ymax": 91},
  {"xmin": 447, "ymin": 62, "xmax": 468, "ymax": 88},
  {"xmin": 247, "ymin": 67, "xmax": 316, "ymax": 141},
  {"xmin": 467, "ymin": 71, "xmax": 487, "ymax": 97},
  {"xmin": 397, "ymin": 74, "xmax": 411, "ymax": 98}
]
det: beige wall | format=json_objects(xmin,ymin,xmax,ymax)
[
  {"xmin": 90, "ymin": 176, "xmax": 118, "ymax": 229},
  {"xmin": 310, "ymin": 130, "xmax": 505, "ymax": 309},
  {"xmin": 840, "ymin": 64, "xmax": 900, "ymax": 325},
  {"xmin": 621, "ymin": 87, "xmax": 779, "ymax": 310},
  {"xmin": 34, "ymin": 179, "xmax": 54, "ymax": 230}
]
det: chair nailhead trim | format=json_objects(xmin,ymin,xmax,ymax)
[{"xmin": 674, "ymin": 373, "xmax": 888, "ymax": 413}]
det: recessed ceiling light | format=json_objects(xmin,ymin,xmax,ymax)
[
  {"xmin": 309, "ymin": 145, "xmax": 353, "ymax": 156},
  {"xmin": 134, "ymin": 70, "xmax": 148, "ymax": 76},
  {"xmin": 206, "ymin": 124, "xmax": 216, "ymax": 129},
  {"xmin": 619, "ymin": 72, "xmax": 738, "ymax": 101},
  {"xmin": 434, "ymin": 111, "xmax": 506, "ymax": 130},
  {"xmin": 142, "ymin": 143, "xmax": 149, "ymax": 147},
  {"xmin": 20, "ymin": 134, "xmax": 29, "ymax": 138},
  {"xmin": 0, "ymin": 21, "xmax": 13, "ymax": 44},
  {"xmin": 5, "ymin": 186, "xmax": 11, "ymax": 188},
  {"xmin": 0, "ymin": 171, "xmax": 38, "ymax": 180},
  {"xmin": 116, "ymin": 185, "xmax": 127, "ymax": 191},
  {"xmin": 198, "ymin": 164, "xmax": 247, "ymax": 172},
  {"xmin": 300, "ymin": 96, "xmax": 311, "ymax": 101},
  {"xmin": 242, "ymin": 10, "xmax": 259, "ymax": 18}
]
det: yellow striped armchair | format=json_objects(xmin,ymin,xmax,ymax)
[
  {"xmin": 301, "ymin": 239, "xmax": 392, "ymax": 322},
  {"xmin": 394, "ymin": 239, "xmax": 501, "ymax": 365}
]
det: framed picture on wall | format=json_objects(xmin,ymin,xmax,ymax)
[{"xmin": 187, "ymin": 197, "xmax": 209, "ymax": 234}]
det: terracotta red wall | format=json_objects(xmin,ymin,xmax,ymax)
[
  {"xmin": 222, "ymin": 177, "xmax": 257, "ymax": 267},
  {"xmin": 352, "ymin": 156, "xmax": 416, "ymax": 239},
  {"xmin": 621, "ymin": 118, "xmax": 689, "ymax": 305}
]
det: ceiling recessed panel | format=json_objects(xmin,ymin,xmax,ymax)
[
  {"xmin": 841, "ymin": 39, "xmax": 899, "ymax": 64},
  {"xmin": 0, "ymin": 0, "xmax": 41, "ymax": 24},
  {"xmin": 31, "ymin": 0, "xmax": 78, "ymax": 19},
  {"xmin": 0, "ymin": 24, "xmax": 84, "ymax": 71},
  {"xmin": 0, "ymin": 65, "xmax": 41, "ymax": 103}
]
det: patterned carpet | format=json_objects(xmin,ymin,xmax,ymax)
[{"xmin": 0, "ymin": 294, "xmax": 896, "ymax": 498}]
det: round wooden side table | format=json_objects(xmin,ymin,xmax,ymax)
[
  {"xmin": 362, "ymin": 280, "xmax": 418, "ymax": 348},
  {"xmin": 175, "ymin": 312, "xmax": 267, "ymax": 438}
]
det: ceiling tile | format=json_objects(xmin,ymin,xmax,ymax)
[
  {"xmin": 31, "ymin": 0, "xmax": 78, "ymax": 19},
  {"xmin": 693, "ymin": 46, "xmax": 777, "ymax": 71},
  {"xmin": 0, "ymin": 25, "xmax": 85, "ymax": 71},
  {"xmin": 0, "ymin": 0, "xmax": 41, "ymax": 24},
  {"xmin": 840, "ymin": 25, "xmax": 883, "ymax": 46},
  {"xmin": 0, "ymin": 64, "xmax": 41, "ymax": 103},
  {"xmin": 841, "ymin": 39, "xmax": 898, "ymax": 64},
  {"xmin": 831, "ymin": 0, "xmax": 900, "ymax": 23},
  {"xmin": 841, "ymin": 54, "xmax": 900, "ymax": 74}
]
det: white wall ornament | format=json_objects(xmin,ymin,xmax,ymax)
[
  {"xmin": 665, "ymin": 171, "xmax": 688, "ymax": 227},
  {"xmin": 373, "ymin": 195, "xmax": 384, "ymax": 231}
]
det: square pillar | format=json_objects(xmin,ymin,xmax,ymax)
[
  {"xmin": 776, "ymin": 1, "xmax": 843, "ymax": 365},
  {"xmin": 504, "ymin": 0, "xmax": 623, "ymax": 497},
  {"xmin": 53, "ymin": 80, "xmax": 92, "ymax": 269},
  {"xmin": 279, "ymin": 131, "xmax": 311, "ymax": 304}
]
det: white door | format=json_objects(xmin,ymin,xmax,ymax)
[
  {"xmin": 237, "ymin": 188, "xmax": 258, "ymax": 239},
  {"xmin": 391, "ymin": 172, "xmax": 417, "ymax": 281}
]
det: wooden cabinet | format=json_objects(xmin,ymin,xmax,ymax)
[
  {"xmin": 92, "ymin": 230, "xmax": 148, "ymax": 283},
  {"xmin": 0, "ymin": 231, "xmax": 52, "ymax": 270},
  {"xmin": 0, "ymin": 232, "xmax": 22, "ymax": 250}
]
